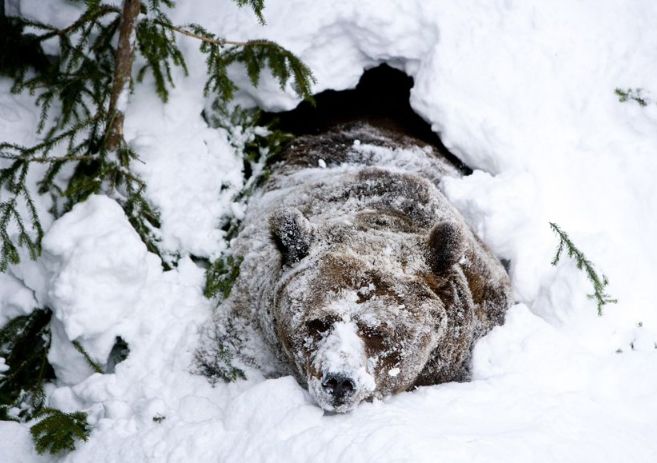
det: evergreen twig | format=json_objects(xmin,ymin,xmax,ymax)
[
  {"xmin": 71, "ymin": 341, "xmax": 103, "ymax": 374},
  {"xmin": 549, "ymin": 222, "xmax": 617, "ymax": 315},
  {"xmin": 30, "ymin": 408, "xmax": 90, "ymax": 455},
  {"xmin": 615, "ymin": 88, "xmax": 649, "ymax": 107},
  {"xmin": 204, "ymin": 255, "xmax": 243, "ymax": 300},
  {"xmin": 159, "ymin": 21, "xmax": 315, "ymax": 103},
  {"xmin": 0, "ymin": 309, "xmax": 54, "ymax": 421},
  {"xmin": 234, "ymin": 0, "xmax": 266, "ymax": 24}
]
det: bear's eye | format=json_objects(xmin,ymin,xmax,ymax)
[
  {"xmin": 359, "ymin": 325, "xmax": 386, "ymax": 351},
  {"xmin": 306, "ymin": 318, "xmax": 331, "ymax": 337}
]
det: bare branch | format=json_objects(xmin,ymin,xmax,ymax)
[{"xmin": 105, "ymin": 0, "xmax": 141, "ymax": 151}]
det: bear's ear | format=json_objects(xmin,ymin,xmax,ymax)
[
  {"xmin": 427, "ymin": 221, "xmax": 466, "ymax": 274},
  {"xmin": 269, "ymin": 207, "xmax": 313, "ymax": 266}
]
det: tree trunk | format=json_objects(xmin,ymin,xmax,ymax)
[{"xmin": 105, "ymin": 0, "xmax": 141, "ymax": 152}]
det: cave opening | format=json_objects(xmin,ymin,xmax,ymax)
[{"xmin": 261, "ymin": 63, "xmax": 470, "ymax": 173}]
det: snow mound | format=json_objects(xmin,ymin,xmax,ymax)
[{"xmin": 43, "ymin": 196, "xmax": 157, "ymax": 354}]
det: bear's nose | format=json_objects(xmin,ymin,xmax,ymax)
[{"xmin": 322, "ymin": 374, "xmax": 355, "ymax": 402}]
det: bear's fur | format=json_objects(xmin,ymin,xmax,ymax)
[{"xmin": 213, "ymin": 123, "xmax": 512, "ymax": 412}]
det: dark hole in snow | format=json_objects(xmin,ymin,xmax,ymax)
[
  {"xmin": 105, "ymin": 336, "xmax": 130, "ymax": 374},
  {"xmin": 261, "ymin": 63, "xmax": 471, "ymax": 174}
]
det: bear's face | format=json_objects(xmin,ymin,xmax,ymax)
[{"xmin": 269, "ymin": 208, "xmax": 463, "ymax": 412}]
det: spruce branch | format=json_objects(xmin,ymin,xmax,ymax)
[
  {"xmin": 0, "ymin": 309, "xmax": 54, "ymax": 421},
  {"xmin": 155, "ymin": 22, "xmax": 267, "ymax": 47},
  {"xmin": 549, "ymin": 222, "xmax": 617, "ymax": 316},
  {"xmin": 30, "ymin": 408, "xmax": 90, "ymax": 455},
  {"xmin": 0, "ymin": 162, "xmax": 44, "ymax": 271},
  {"xmin": 204, "ymin": 255, "xmax": 243, "ymax": 300},
  {"xmin": 136, "ymin": 12, "xmax": 188, "ymax": 102},
  {"xmin": 71, "ymin": 341, "xmax": 103, "ymax": 374},
  {"xmin": 157, "ymin": 22, "xmax": 315, "ymax": 102},
  {"xmin": 194, "ymin": 321, "xmax": 246, "ymax": 384},
  {"xmin": 615, "ymin": 88, "xmax": 649, "ymax": 107},
  {"xmin": 36, "ymin": 4, "xmax": 121, "ymax": 42},
  {"xmin": 233, "ymin": 0, "xmax": 266, "ymax": 24}
]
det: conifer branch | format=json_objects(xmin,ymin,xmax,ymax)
[
  {"xmin": 157, "ymin": 22, "xmax": 315, "ymax": 102},
  {"xmin": 156, "ymin": 22, "xmax": 265, "ymax": 47},
  {"xmin": 135, "ymin": 12, "xmax": 188, "ymax": 102},
  {"xmin": 233, "ymin": 0, "xmax": 265, "ymax": 24},
  {"xmin": 30, "ymin": 408, "xmax": 90, "ymax": 455},
  {"xmin": 36, "ymin": 5, "xmax": 121, "ymax": 41},
  {"xmin": 549, "ymin": 222, "xmax": 618, "ymax": 316},
  {"xmin": 71, "ymin": 341, "xmax": 103, "ymax": 374},
  {"xmin": 0, "ymin": 309, "xmax": 54, "ymax": 421},
  {"xmin": 615, "ymin": 88, "xmax": 649, "ymax": 107}
]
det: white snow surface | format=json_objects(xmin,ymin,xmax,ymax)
[{"xmin": 1, "ymin": 0, "xmax": 657, "ymax": 462}]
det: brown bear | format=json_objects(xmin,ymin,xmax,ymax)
[{"xmin": 214, "ymin": 123, "xmax": 512, "ymax": 413}]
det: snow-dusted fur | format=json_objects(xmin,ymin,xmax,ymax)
[{"xmin": 214, "ymin": 123, "xmax": 512, "ymax": 412}]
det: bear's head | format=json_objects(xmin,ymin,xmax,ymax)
[{"xmin": 269, "ymin": 207, "xmax": 466, "ymax": 412}]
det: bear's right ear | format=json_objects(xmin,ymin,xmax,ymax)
[
  {"xmin": 269, "ymin": 207, "xmax": 313, "ymax": 266},
  {"xmin": 427, "ymin": 221, "xmax": 466, "ymax": 275}
]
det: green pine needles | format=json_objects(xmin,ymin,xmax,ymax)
[
  {"xmin": 71, "ymin": 340, "xmax": 103, "ymax": 374},
  {"xmin": 194, "ymin": 322, "xmax": 246, "ymax": 384},
  {"xmin": 204, "ymin": 255, "xmax": 244, "ymax": 301},
  {"xmin": 0, "ymin": 309, "xmax": 54, "ymax": 421},
  {"xmin": 615, "ymin": 88, "xmax": 648, "ymax": 106},
  {"xmin": 550, "ymin": 222, "xmax": 617, "ymax": 316},
  {"xmin": 0, "ymin": 0, "xmax": 314, "ymax": 272},
  {"xmin": 30, "ymin": 408, "xmax": 91, "ymax": 455}
]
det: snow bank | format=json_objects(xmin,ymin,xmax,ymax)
[
  {"xmin": 2, "ymin": 0, "xmax": 657, "ymax": 461},
  {"xmin": 125, "ymin": 78, "xmax": 244, "ymax": 259},
  {"xmin": 42, "ymin": 196, "xmax": 158, "ymax": 362},
  {"xmin": 0, "ymin": 421, "xmax": 49, "ymax": 463}
]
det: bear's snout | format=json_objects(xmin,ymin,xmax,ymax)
[
  {"xmin": 322, "ymin": 373, "xmax": 356, "ymax": 405},
  {"xmin": 307, "ymin": 320, "xmax": 376, "ymax": 412}
]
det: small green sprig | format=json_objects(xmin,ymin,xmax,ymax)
[
  {"xmin": 30, "ymin": 408, "xmax": 91, "ymax": 455},
  {"xmin": 204, "ymin": 255, "xmax": 244, "ymax": 300},
  {"xmin": 550, "ymin": 222, "xmax": 617, "ymax": 316},
  {"xmin": 615, "ymin": 88, "xmax": 648, "ymax": 107},
  {"xmin": 0, "ymin": 309, "xmax": 54, "ymax": 421}
]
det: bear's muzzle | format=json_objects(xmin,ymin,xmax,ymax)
[{"xmin": 308, "ymin": 321, "xmax": 375, "ymax": 412}]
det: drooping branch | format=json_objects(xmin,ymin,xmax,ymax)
[
  {"xmin": 158, "ymin": 22, "xmax": 265, "ymax": 47},
  {"xmin": 549, "ymin": 222, "xmax": 617, "ymax": 315},
  {"xmin": 105, "ymin": 0, "xmax": 141, "ymax": 151}
]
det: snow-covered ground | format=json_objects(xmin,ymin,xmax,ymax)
[{"xmin": 2, "ymin": 0, "xmax": 657, "ymax": 462}]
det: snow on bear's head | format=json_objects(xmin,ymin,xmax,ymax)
[{"xmin": 268, "ymin": 206, "xmax": 464, "ymax": 412}]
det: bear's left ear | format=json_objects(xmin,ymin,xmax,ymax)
[
  {"xmin": 269, "ymin": 207, "xmax": 313, "ymax": 266},
  {"xmin": 427, "ymin": 221, "xmax": 466, "ymax": 275}
]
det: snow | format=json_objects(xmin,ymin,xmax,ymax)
[
  {"xmin": 0, "ymin": 272, "xmax": 37, "ymax": 326},
  {"xmin": 2, "ymin": 0, "xmax": 657, "ymax": 462}
]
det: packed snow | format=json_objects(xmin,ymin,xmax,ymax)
[{"xmin": 2, "ymin": 0, "xmax": 657, "ymax": 462}]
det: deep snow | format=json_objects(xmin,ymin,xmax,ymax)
[{"xmin": 2, "ymin": 0, "xmax": 657, "ymax": 462}]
